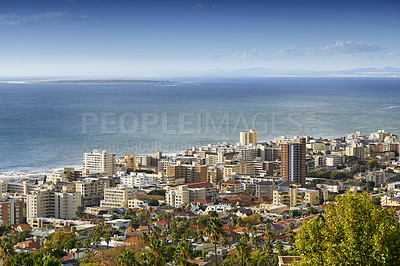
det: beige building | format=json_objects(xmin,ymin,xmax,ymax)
[
  {"xmin": 84, "ymin": 150, "xmax": 115, "ymax": 177},
  {"xmin": 100, "ymin": 185, "xmax": 135, "ymax": 208},
  {"xmin": 240, "ymin": 129, "xmax": 258, "ymax": 146},
  {"xmin": 117, "ymin": 155, "xmax": 136, "ymax": 170},
  {"xmin": 381, "ymin": 195, "xmax": 400, "ymax": 207},
  {"xmin": 28, "ymin": 217, "xmax": 89, "ymax": 229},
  {"xmin": 165, "ymin": 185, "xmax": 190, "ymax": 207},
  {"xmin": 26, "ymin": 188, "xmax": 81, "ymax": 219},
  {"xmin": 273, "ymin": 186, "xmax": 320, "ymax": 206},
  {"xmin": 164, "ymin": 182, "xmax": 216, "ymax": 207},
  {"xmin": 75, "ymin": 177, "xmax": 106, "ymax": 207},
  {"xmin": 221, "ymin": 180, "xmax": 242, "ymax": 193},
  {"xmin": 223, "ymin": 161, "xmax": 255, "ymax": 178}
]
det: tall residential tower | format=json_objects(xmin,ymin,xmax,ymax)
[
  {"xmin": 280, "ymin": 137, "xmax": 306, "ymax": 185},
  {"xmin": 240, "ymin": 129, "xmax": 258, "ymax": 146}
]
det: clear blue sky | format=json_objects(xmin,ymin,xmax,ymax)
[{"xmin": 1, "ymin": 0, "xmax": 399, "ymax": 77}]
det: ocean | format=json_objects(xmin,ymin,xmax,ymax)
[{"xmin": 1, "ymin": 77, "xmax": 399, "ymax": 178}]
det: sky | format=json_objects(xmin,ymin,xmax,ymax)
[{"xmin": 0, "ymin": 0, "xmax": 399, "ymax": 77}]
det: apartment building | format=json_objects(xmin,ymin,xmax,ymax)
[
  {"xmin": 0, "ymin": 199, "xmax": 24, "ymax": 225},
  {"xmin": 240, "ymin": 129, "xmax": 258, "ymax": 146},
  {"xmin": 280, "ymin": 137, "xmax": 306, "ymax": 185},
  {"xmin": 83, "ymin": 150, "xmax": 115, "ymax": 177},
  {"xmin": 164, "ymin": 182, "xmax": 216, "ymax": 207},
  {"xmin": 100, "ymin": 185, "xmax": 135, "ymax": 208},
  {"xmin": 273, "ymin": 186, "xmax": 319, "ymax": 206},
  {"xmin": 75, "ymin": 177, "xmax": 106, "ymax": 207},
  {"xmin": 166, "ymin": 164, "xmax": 208, "ymax": 183},
  {"xmin": 345, "ymin": 144, "xmax": 368, "ymax": 161},
  {"xmin": 221, "ymin": 180, "xmax": 242, "ymax": 194},
  {"xmin": 165, "ymin": 185, "xmax": 189, "ymax": 207},
  {"xmin": 119, "ymin": 172, "xmax": 155, "ymax": 187},
  {"xmin": 26, "ymin": 188, "xmax": 81, "ymax": 219},
  {"xmin": 223, "ymin": 161, "xmax": 255, "ymax": 178},
  {"xmin": 255, "ymin": 181, "xmax": 279, "ymax": 198}
]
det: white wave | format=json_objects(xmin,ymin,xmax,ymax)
[
  {"xmin": 0, "ymin": 165, "xmax": 83, "ymax": 182},
  {"xmin": 382, "ymin": 105, "xmax": 400, "ymax": 110}
]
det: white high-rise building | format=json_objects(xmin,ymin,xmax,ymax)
[{"xmin": 84, "ymin": 150, "xmax": 115, "ymax": 177}]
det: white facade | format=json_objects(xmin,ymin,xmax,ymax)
[
  {"xmin": 100, "ymin": 185, "xmax": 135, "ymax": 208},
  {"xmin": 326, "ymin": 155, "xmax": 343, "ymax": 167},
  {"xmin": 165, "ymin": 185, "xmax": 189, "ymax": 207},
  {"xmin": 205, "ymin": 204, "xmax": 232, "ymax": 214},
  {"xmin": 84, "ymin": 150, "xmax": 115, "ymax": 177},
  {"xmin": 105, "ymin": 219, "xmax": 131, "ymax": 230},
  {"xmin": 120, "ymin": 172, "xmax": 155, "ymax": 187}
]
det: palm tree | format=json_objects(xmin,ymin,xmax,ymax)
[
  {"xmin": 251, "ymin": 235, "xmax": 260, "ymax": 250},
  {"xmin": 35, "ymin": 255, "xmax": 61, "ymax": 266},
  {"xmin": 240, "ymin": 233, "xmax": 250, "ymax": 243},
  {"xmin": 119, "ymin": 249, "xmax": 137, "ymax": 266},
  {"xmin": 205, "ymin": 217, "xmax": 225, "ymax": 266},
  {"xmin": 235, "ymin": 242, "xmax": 252, "ymax": 266},
  {"xmin": 92, "ymin": 236, "xmax": 101, "ymax": 249},
  {"xmin": 0, "ymin": 240, "xmax": 14, "ymax": 266},
  {"xmin": 83, "ymin": 238, "xmax": 91, "ymax": 249},
  {"xmin": 130, "ymin": 217, "xmax": 140, "ymax": 231},
  {"xmin": 104, "ymin": 232, "xmax": 112, "ymax": 249},
  {"xmin": 174, "ymin": 241, "xmax": 193, "ymax": 266},
  {"xmin": 287, "ymin": 233, "xmax": 295, "ymax": 249},
  {"xmin": 196, "ymin": 230, "xmax": 204, "ymax": 243},
  {"xmin": 147, "ymin": 238, "xmax": 167, "ymax": 266},
  {"xmin": 221, "ymin": 237, "xmax": 229, "ymax": 249},
  {"xmin": 275, "ymin": 240, "xmax": 284, "ymax": 256},
  {"xmin": 263, "ymin": 241, "xmax": 273, "ymax": 256}
]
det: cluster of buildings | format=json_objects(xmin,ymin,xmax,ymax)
[{"xmin": 0, "ymin": 129, "xmax": 399, "ymax": 237}]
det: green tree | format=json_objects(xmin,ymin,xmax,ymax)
[
  {"xmin": 104, "ymin": 232, "xmax": 112, "ymax": 249},
  {"xmin": 146, "ymin": 239, "xmax": 167, "ymax": 266},
  {"xmin": 275, "ymin": 240, "xmax": 284, "ymax": 256},
  {"xmin": 0, "ymin": 240, "xmax": 15, "ymax": 266},
  {"xmin": 366, "ymin": 159, "xmax": 380, "ymax": 170},
  {"xmin": 221, "ymin": 237, "xmax": 229, "ymax": 249},
  {"xmin": 119, "ymin": 249, "xmax": 137, "ymax": 266},
  {"xmin": 76, "ymin": 205, "xmax": 85, "ymax": 218},
  {"xmin": 205, "ymin": 218, "xmax": 225, "ymax": 266},
  {"xmin": 34, "ymin": 255, "xmax": 61, "ymax": 266},
  {"xmin": 130, "ymin": 216, "xmax": 140, "ymax": 231},
  {"xmin": 295, "ymin": 191, "xmax": 400, "ymax": 265},
  {"xmin": 148, "ymin": 199, "xmax": 159, "ymax": 206},
  {"xmin": 174, "ymin": 241, "xmax": 194, "ymax": 266},
  {"xmin": 234, "ymin": 242, "xmax": 252, "ymax": 266},
  {"xmin": 147, "ymin": 190, "xmax": 166, "ymax": 196}
]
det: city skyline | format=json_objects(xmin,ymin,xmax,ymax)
[{"xmin": 1, "ymin": 0, "xmax": 399, "ymax": 77}]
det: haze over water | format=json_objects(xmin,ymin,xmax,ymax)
[{"xmin": 1, "ymin": 77, "xmax": 399, "ymax": 175}]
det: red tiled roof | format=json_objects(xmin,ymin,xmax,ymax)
[
  {"xmin": 222, "ymin": 180, "xmax": 240, "ymax": 185},
  {"xmin": 193, "ymin": 198, "xmax": 213, "ymax": 203},
  {"xmin": 273, "ymin": 234, "xmax": 289, "ymax": 240},
  {"xmin": 233, "ymin": 227, "xmax": 250, "ymax": 233}
]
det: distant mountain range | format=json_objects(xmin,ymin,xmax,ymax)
[
  {"xmin": 1, "ymin": 67, "xmax": 399, "ymax": 81},
  {"xmin": 186, "ymin": 66, "xmax": 400, "ymax": 78}
]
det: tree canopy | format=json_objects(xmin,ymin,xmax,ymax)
[{"xmin": 295, "ymin": 191, "xmax": 400, "ymax": 265}]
